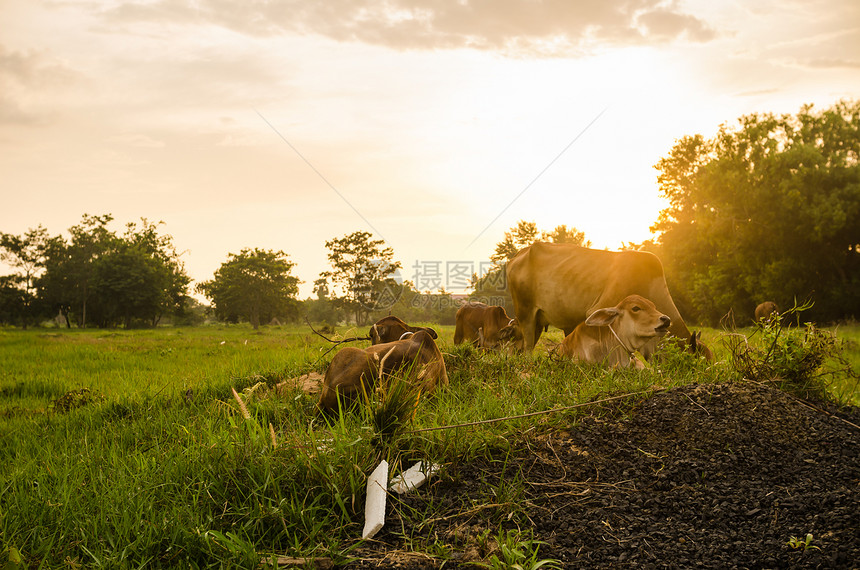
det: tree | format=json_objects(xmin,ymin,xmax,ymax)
[
  {"xmin": 0, "ymin": 275, "xmax": 29, "ymax": 326},
  {"xmin": 652, "ymin": 99, "xmax": 860, "ymax": 324},
  {"xmin": 304, "ymin": 277, "xmax": 343, "ymax": 328},
  {"xmin": 0, "ymin": 226, "xmax": 53, "ymax": 327},
  {"xmin": 541, "ymin": 224, "xmax": 591, "ymax": 248},
  {"xmin": 490, "ymin": 221, "xmax": 540, "ymax": 266},
  {"xmin": 116, "ymin": 219, "xmax": 191, "ymax": 326},
  {"xmin": 197, "ymin": 248, "xmax": 300, "ymax": 329},
  {"xmin": 36, "ymin": 214, "xmax": 118, "ymax": 328},
  {"xmin": 321, "ymin": 231, "xmax": 402, "ymax": 326},
  {"xmin": 35, "ymin": 215, "xmax": 191, "ymax": 328},
  {"xmin": 489, "ymin": 221, "xmax": 591, "ymax": 268}
]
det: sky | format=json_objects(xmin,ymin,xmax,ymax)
[{"xmin": 2, "ymin": 0, "xmax": 859, "ymax": 299}]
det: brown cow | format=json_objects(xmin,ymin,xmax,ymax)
[
  {"xmin": 507, "ymin": 242, "xmax": 711, "ymax": 360},
  {"xmin": 754, "ymin": 301, "xmax": 779, "ymax": 323},
  {"xmin": 454, "ymin": 302, "xmax": 522, "ymax": 351},
  {"xmin": 496, "ymin": 318, "xmax": 525, "ymax": 353},
  {"xmin": 318, "ymin": 330, "xmax": 448, "ymax": 413},
  {"xmin": 369, "ymin": 315, "xmax": 438, "ymax": 345},
  {"xmin": 559, "ymin": 295, "xmax": 671, "ymax": 368}
]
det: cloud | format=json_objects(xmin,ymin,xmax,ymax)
[
  {"xmin": 794, "ymin": 57, "xmax": 860, "ymax": 69},
  {"xmin": 734, "ymin": 88, "xmax": 781, "ymax": 98},
  {"xmin": 0, "ymin": 44, "xmax": 81, "ymax": 125},
  {"xmin": 104, "ymin": 0, "xmax": 718, "ymax": 55},
  {"xmin": 107, "ymin": 133, "xmax": 166, "ymax": 148},
  {"xmin": 636, "ymin": 7, "xmax": 716, "ymax": 42}
]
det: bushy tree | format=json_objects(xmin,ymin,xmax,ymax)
[
  {"xmin": 0, "ymin": 275, "xmax": 29, "ymax": 326},
  {"xmin": 35, "ymin": 216, "xmax": 190, "ymax": 328},
  {"xmin": 197, "ymin": 248, "xmax": 300, "ymax": 329},
  {"xmin": 40, "ymin": 214, "xmax": 118, "ymax": 327},
  {"xmin": 320, "ymin": 231, "xmax": 401, "ymax": 325},
  {"xmin": 653, "ymin": 100, "xmax": 860, "ymax": 324},
  {"xmin": 489, "ymin": 221, "xmax": 591, "ymax": 268}
]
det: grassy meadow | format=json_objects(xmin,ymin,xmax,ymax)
[{"xmin": 1, "ymin": 321, "xmax": 858, "ymax": 568}]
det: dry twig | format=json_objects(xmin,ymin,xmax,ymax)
[{"xmin": 305, "ymin": 317, "xmax": 370, "ymax": 357}]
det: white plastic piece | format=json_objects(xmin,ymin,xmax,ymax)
[
  {"xmin": 362, "ymin": 460, "xmax": 389, "ymax": 539},
  {"xmin": 389, "ymin": 461, "xmax": 441, "ymax": 494}
]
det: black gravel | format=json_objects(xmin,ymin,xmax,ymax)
[{"xmin": 347, "ymin": 382, "xmax": 860, "ymax": 569}]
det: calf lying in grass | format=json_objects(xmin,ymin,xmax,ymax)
[
  {"xmin": 559, "ymin": 294, "xmax": 671, "ymax": 369},
  {"xmin": 318, "ymin": 330, "xmax": 448, "ymax": 413}
]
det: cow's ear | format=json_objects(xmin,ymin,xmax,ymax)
[{"xmin": 586, "ymin": 308, "xmax": 620, "ymax": 327}]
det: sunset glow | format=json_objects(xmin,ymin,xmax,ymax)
[{"xmin": 2, "ymin": 0, "xmax": 858, "ymax": 296}]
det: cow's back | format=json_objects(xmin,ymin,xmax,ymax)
[
  {"xmin": 454, "ymin": 302, "xmax": 487, "ymax": 345},
  {"xmin": 755, "ymin": 301, "xmax": 779, "ymax": 322},
  {"xmin": 319, "ymin": 347, "xmax": 373, "ymax": 411}
]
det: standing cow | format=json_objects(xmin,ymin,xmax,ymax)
[{"xmin": 507, "ymin": 242, "xmax": 711, "ymax": 360}]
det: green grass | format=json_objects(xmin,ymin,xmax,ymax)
[{"xmin": 0, "ymin": 322, "xmax": 857, "ymax": 568}]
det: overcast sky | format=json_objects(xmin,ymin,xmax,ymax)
[{"xmin": 2, "ymin": 0, "xmax": 858, "ymax": 297}]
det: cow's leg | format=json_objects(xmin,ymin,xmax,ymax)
[
  {"xmin": 531, "ymin": 310, "xmax": 548, "ymax": 348},
  {"xmin": 521, "ymin": 311, "xmax": 539, "ymax": 351}
]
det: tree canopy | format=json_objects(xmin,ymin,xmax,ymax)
[
  {"xmin": 197, "ymin": 248, "xmax": 300, "ymax": 329},
  {"xmin": 652, "ymin": 99, "xmax": 860, "ymax": 324},
  {"xmin": 489, "ymin": 221, "xmax": 591, "ymax": 268}
]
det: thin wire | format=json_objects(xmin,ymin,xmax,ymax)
[
  {"xmin": 407, "ymin": 388, "xmax": 659, "ymax": 434},
  {"xmin": 255, "ymin": 109, "xmax": 386, "ymax": 241}
]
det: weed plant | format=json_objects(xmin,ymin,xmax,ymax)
[
  {"xmin": 0, "ymin": 322, "xmax": 857, "ymax": 567},
  {"xmin": 724, "ymin": 304, "xmax": 860, "ymax": 403}
]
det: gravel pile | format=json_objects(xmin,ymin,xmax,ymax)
[{"xmin": 350, "ymin": 382, "xmax": 860, "ymax": 569}]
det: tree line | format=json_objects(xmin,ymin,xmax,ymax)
[
  {"xmin": 2, "ymin": 100, "xmax": 857, "ymax": 329},
  {"xmin": 0, "ymin": 219, "xmax": 456, "ymax": 329},
  {"xmin": 0, "ymin": 215, "xmax": 190, "ymax": 329}
]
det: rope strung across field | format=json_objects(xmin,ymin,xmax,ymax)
[{"xmin": 407, "ymin": 388, "xmax": 664, "ymax": 434}]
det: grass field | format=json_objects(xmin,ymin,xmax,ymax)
[{"xmin": 1, "ymin": 322, "xmax": 857, "ymax": 568}]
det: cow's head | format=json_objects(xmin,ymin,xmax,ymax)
[
  {"xmin": 497, "ymin": 318, "xmax": 524, "ymax": 353},
  {"xmin": 585, "ymin": 294, "xmax": 671, "ymax": 352},
  {"xmin": 689, "ymin": 331, "xmax": 714, "ymax": 361},
  {"xmin": 369, "ymin": 316, "xmax": 438, "ymax": 345}
]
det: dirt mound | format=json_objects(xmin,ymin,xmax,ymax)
[
  {"xmin": 276, "ymin": 372, "xmax": 324, "ymax": 395},
  {"xmin": 351, "ymin": 382, "xmax": 860, "ymax": 568}
]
